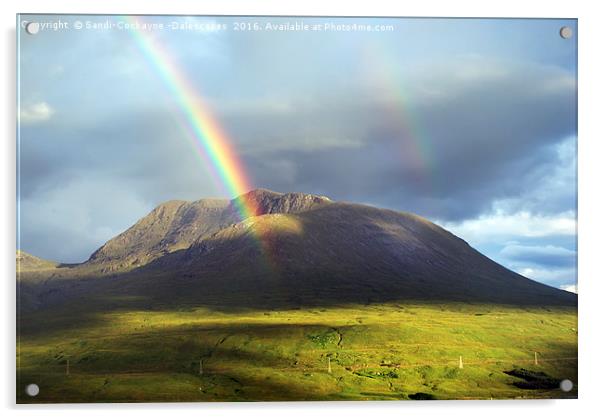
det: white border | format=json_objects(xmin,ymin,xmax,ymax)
[{"xmin": 3, "ymin": 1, "xmax": 601, "ymax": 417}]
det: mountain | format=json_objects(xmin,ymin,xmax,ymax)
[
  {"xmin": 86, "ymin": 198, "xmax": 232, "ymax": 272},
  {"xmin": 84, "ymin": 189, "xmax": 333, "ymax": 272},
  {"xmin": 16, "ymin": 250, "xmax": 58, "ymax": 272},
  {"xmin": 17, "ymin": 189, "xmax": 576, "ymax": 311}
]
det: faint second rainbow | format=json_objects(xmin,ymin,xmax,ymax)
[
  {"xmin": 121, "ymin": 15, "xmax": 258, "ymax": 220},
  {"xmin": 360, "ymin": 40, "xmax": 435, "ymax": 192}
]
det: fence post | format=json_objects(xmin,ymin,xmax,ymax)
[
  {"xmin": 459, "ymin": 356, "xmax": 463, "ymax": 369},
  {"xmin": 328, "ymin": 357, "xmax": 332, "ymax": 373},
  {"xmin": 534, "ymin": 352, "xmax": 538, "ymax": 366}
]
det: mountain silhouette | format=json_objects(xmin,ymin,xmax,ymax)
[{"xmin": 17, "ymin": 189, "xmax": 576, "ymax": 312}]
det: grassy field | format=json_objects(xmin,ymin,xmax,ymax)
[{"xmin": 17, "ymin": 302, "xmax": 577, "ymax": 402}]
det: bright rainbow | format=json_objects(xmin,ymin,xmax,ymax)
[{"xmin": 121, "ymin": 15, "xmax": 259, "ymax": 221}]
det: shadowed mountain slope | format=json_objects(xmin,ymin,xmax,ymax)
[{"xmin": 140, "ymin": 200, "xmax": 575, "ymax": 308}]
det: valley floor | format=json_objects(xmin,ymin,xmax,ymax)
[{"xmin": 17, "ymin": 303, "xmax": 577, "ymax": 402}]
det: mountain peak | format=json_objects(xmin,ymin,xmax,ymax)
[
  {"xmin": 232, "ymin": 188, "xmax": 332, "ymax": 218},
  {"xmin": 17, "ymin": 250, "xmax": 58, "ymax": 272}
]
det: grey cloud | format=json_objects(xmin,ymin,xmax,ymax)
[
  {"xmin": 500, "ymin": 244, "xmax": 576, "ymax": 268},
  {"xmin": 19, "ymin": 107, "xmax": 221, "ymax": 201},
  {"xmin": 19, "ymin": 176, "xmax": 153, "ymax": 262},
  {"xmin": 18, "ymin": 108, "xmax": 225, "ymax": 262}
]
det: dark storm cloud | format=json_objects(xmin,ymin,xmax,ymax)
[
  {"xmin": 19, "ymin": 108, "xmax": 220, "ymax": 202},
  {"xmin": 223, "ymin": 58, "xmax": 576, "ymax": 221}
]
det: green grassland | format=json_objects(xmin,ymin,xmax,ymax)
[{"xmin": 17, "ymin": 302, "xmax": 577, "ymax": 402}]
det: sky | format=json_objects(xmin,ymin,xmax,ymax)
[{"xmin": 17, "ymin": 15, "xmax": 577, "ymax": 292}]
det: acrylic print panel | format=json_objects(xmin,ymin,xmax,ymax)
[{"xmin": 16, "ymin": 15, "xmax": 577, "ymax": 403}]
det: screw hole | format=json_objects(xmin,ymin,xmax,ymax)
[
  {"xmin": 560, "ymin": 379, "xmax": 573, "ymax": 392},
  {"xmin": 559, "ymin": 26, "xmax": 573, "ymax": 39},
  {"xmin": 25, "ymin": 22, "xmax": 40, "ymax": 35},
  {"xmin": 25, "ymin": 383, "xmax": 39, "ymax": 397}
]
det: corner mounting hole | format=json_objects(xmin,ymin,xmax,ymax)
[
  {"xmin": 25, "ymin": 383, "xmax": 40, "ymax": 397},
  {"xmin": 559, "ymin": 26, "xmax": 573, "ymax": 39},
  {"xmin": 25, "ymin": 22, "xmax": 40, "ymax": 35},
  {"xmin": 560, "ymin": 379, "xmax": 573, "ymax": 392}
]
